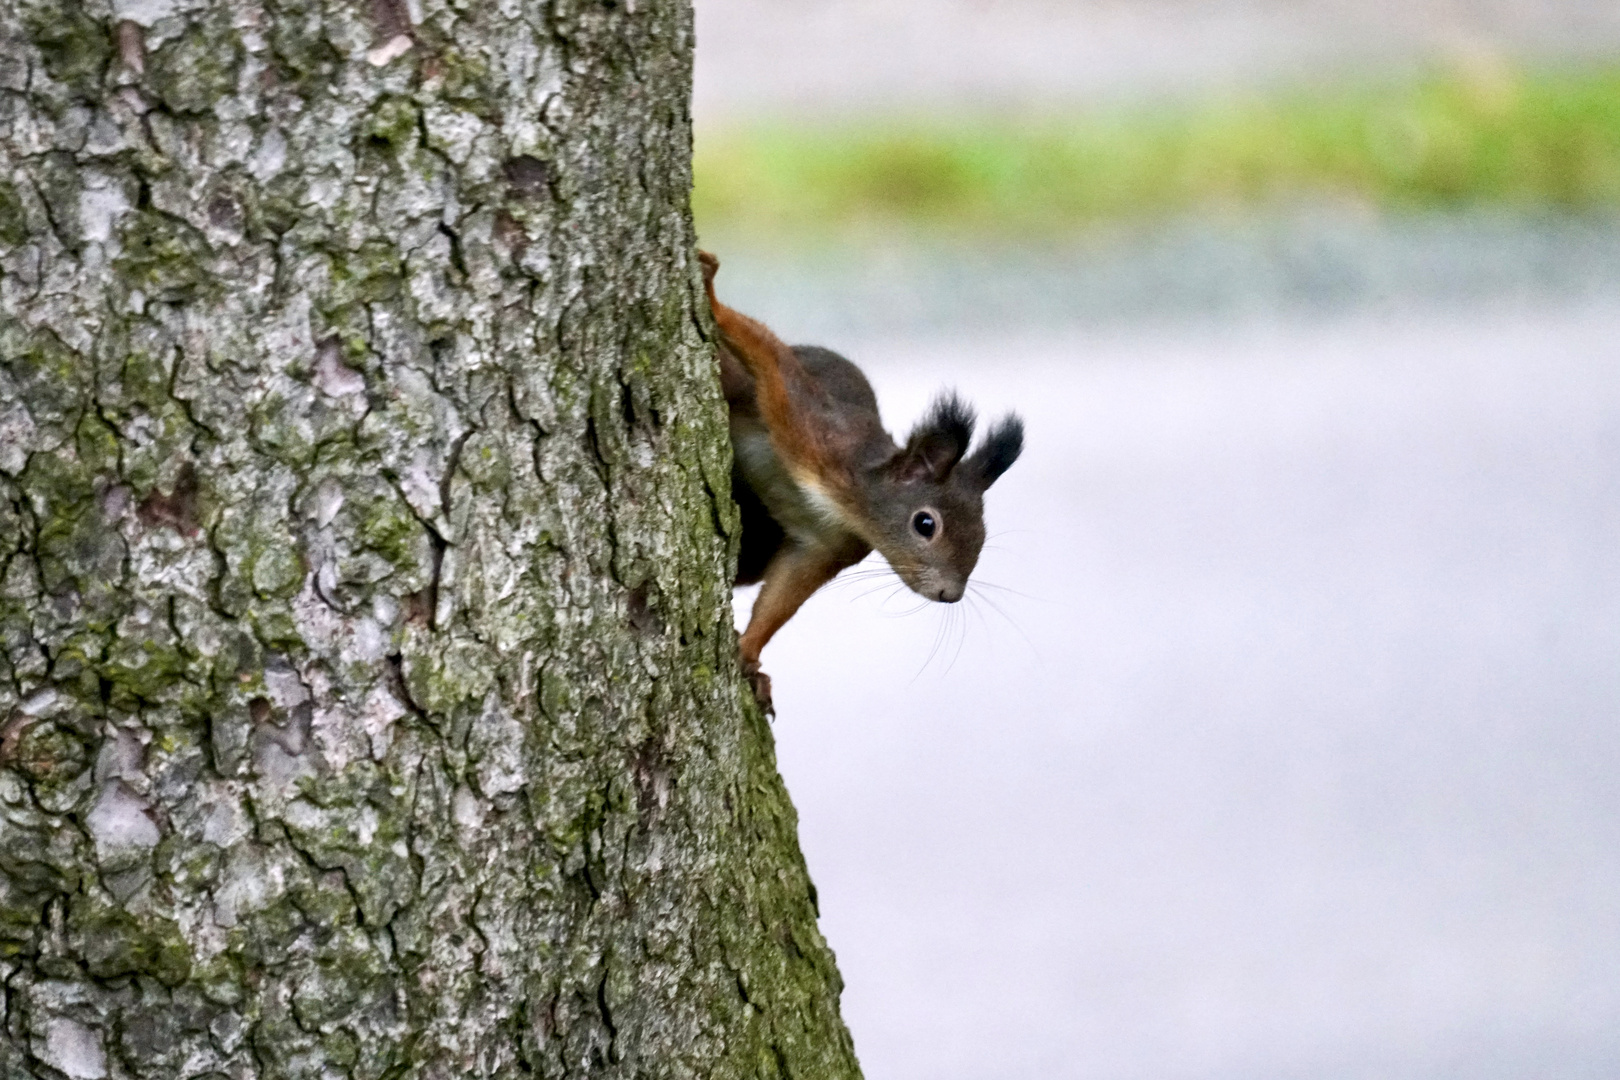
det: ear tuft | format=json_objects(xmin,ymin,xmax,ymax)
[
  {"xmin": 965, "ymin": 413, "xmax": 1024, "ymax": 489},
  {"xmin": 894, "ymin": 391, "xmax": 976, "ymax": 483}
]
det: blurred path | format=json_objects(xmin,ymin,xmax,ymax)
[
  {"xmin": 704, "ymin": 213, "xmax": 1620, "ymax": 340},
  {"xmin": 746, "ymin": 299, "xmax": 1620, "ymax": 1080},
  {"xmin": 694, "ymin": 0, "xmax": 1620, "ymax": 122},
  {"xmin": 696, "ymin": 4, "xmax": 1620, "ymax": 1073}
]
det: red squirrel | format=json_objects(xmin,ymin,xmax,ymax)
[{"xmin": 700, "ymin": 251, "xmax": 1024, "ymax": 709}]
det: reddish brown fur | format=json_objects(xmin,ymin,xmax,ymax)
[
  {"xmin": 701, "ymin": 254, "xmax": 862, "ymax": 704},
  {"xmin": 699, "ymin": 251, "xmax": 1023, "ymax": 711},
  {"xmin": 702, "ymin": 252, "xmax": 842, "ymax": 494}
]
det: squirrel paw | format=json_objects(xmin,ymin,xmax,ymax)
[
  {"xmin": 740, "ymin": 659, "xmax": 774, "ymax": 717},
  {"xmin": 698, "ymin": 249, "xmax": 719, "ymax": 287}
]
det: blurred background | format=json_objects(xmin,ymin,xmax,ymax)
[{"xmin": 691, "ymin": 3, "xmax": 1620, "ymax": 1079}]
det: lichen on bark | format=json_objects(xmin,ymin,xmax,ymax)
[{"xmin": 0, "ymin": 0, "xmax": 861, "ymax": 1076}]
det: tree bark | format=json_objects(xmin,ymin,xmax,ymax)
[{"xmin": 0, "ymin": 1, "xmax": 861, "ymax": 1077}]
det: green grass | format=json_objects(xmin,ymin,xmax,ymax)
[{"xmin": 692, "ymin": 64, "xmax": 1620, "ymax": 241}]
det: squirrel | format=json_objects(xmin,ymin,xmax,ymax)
[{"xmin": 700, "ymin": 250, "xmax": 1024, "ymax": 709}]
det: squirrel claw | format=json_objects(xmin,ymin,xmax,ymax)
[
  {"xmin": 741, "ymin": 660, "xmax": 774, "ymax": 717},
  {"xmin": 749, "ymin": 670, "xmax": 774, "ymax": 717}
]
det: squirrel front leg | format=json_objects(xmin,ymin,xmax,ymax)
[{"xmin": 737, "ymin": 543, "xmax": 849, "ymax": 712}]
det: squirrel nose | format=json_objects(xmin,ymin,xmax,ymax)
[{"xmin": 935, "ymin": 584, "xmax": 963, "ymax": 603}]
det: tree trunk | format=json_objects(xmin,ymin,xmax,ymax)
[{"xmin": 0, "ymin": 1, "xmax": 861, "ymax": 1076}]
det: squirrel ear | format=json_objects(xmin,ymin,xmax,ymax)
[
  {"xmin": 893, "ymin": 392, "xmax": 975, "ymax": 483},
  {"xmin": 964, "ymin": 413, "xmax": 1024, "ymax": 490}
]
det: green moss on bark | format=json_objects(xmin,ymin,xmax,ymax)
[{"xmin": 0, "ymin": 0, "xmax": 860, "ymax": 1077}]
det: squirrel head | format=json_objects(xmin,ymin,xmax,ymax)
[{"xmin": 857, "ymin": 392, "xmax": 1024, "ymax": 603}]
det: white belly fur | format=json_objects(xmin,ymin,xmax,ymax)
[{"xmin": 731, "ymin": 421, "xmax": 855, "ymax": 547}]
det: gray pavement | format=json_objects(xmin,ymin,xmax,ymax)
[
  {"xmin": 697, "ymin": 4, "xmax": 1620, "ymax": 1074},
  {"xmin": 695, "ymin": 0, "xmax": 1620, "ymax": 122},
  {"xmin": 702, "ymin": 212, "xmax": 1620, "ymax": 339},
  {"xmin": 738, "ymin": 296, "xmax": 1620, "ymax": 1079}
]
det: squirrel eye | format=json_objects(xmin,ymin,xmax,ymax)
[{"xmin": 912, "ymin": 511, "xmax": 937, "ymax": 539}]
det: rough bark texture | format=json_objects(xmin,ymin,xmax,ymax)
[{"xmin": 0, "ymin": 1, "xmax": 861, "ymax": 1077}]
